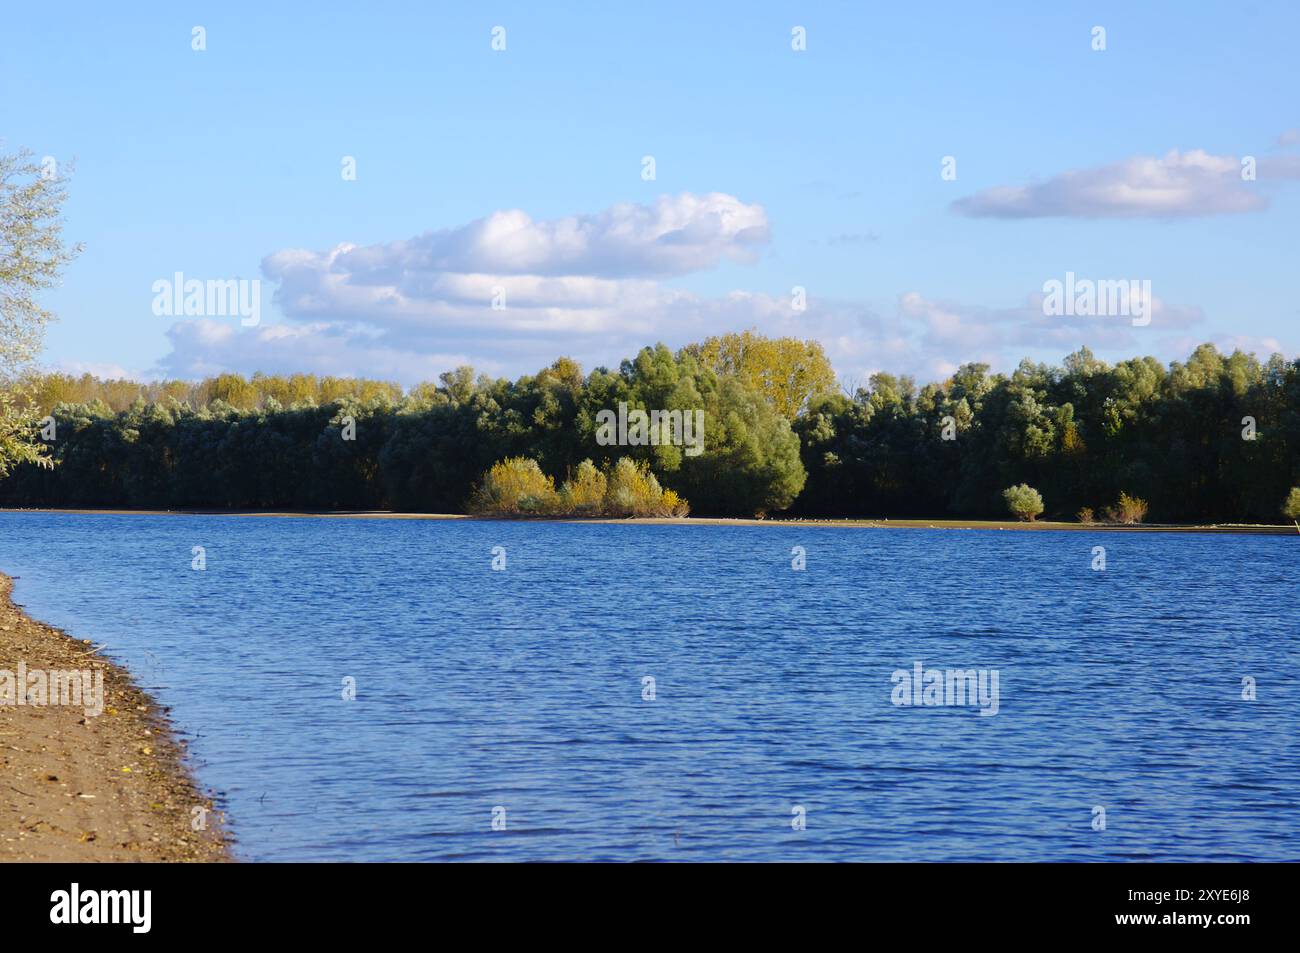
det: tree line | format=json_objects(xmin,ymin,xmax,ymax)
[
  {"xmin": 791, "ymin": 343, "xmax": 1300, "ymax": 523},
  {"xmin": 1, "ymin": 336, "xmax": 1298, "ymax": 523}
]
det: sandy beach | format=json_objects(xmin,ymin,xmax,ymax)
[{"xmin": 0, "ymin": 573, "xmax": 229, "ymax": 861}]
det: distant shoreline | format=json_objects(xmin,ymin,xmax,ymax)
[{"xmin": 2, "ymin": 507, "xmax": 1295, "ymax": 535}]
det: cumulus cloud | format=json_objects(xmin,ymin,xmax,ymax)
[
  {"xmin": 153, "ymin": 193, "xmax": 776, "ymax": 382},
  {"xmin": 246, "ymin": 192, "xmax": 769, "ymax": 352},
  {"xmin": 951, "ymin": 149, "xmax": 1299, "ymax": 219},
  {"xmin": 266, "ymin": 191, "xmax": 769, "ymax": 293}
]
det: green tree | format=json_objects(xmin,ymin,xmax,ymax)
[
  {"xmin": 673, "ymin": 374, "xmax": 805, "ymax": 517},
  {"xmin": 1002, "ymin": 484, "xmax": 1044, "ymax": 521}
]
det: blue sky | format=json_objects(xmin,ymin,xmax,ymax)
[{"xmin": 4, "ymin": 1, "xmax": 1298, "ymax": 386}]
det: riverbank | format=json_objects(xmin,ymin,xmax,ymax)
[
  {"xmin": 2, "ymin": 507, "xmax": 1297, "ymax": 534},
  {"xmin": 0, "ymin": 573, "xmax": 229, "ymax": 861},
  {"xmin": 598, "ymin": 517, "xmax": 1299, "ymax": 534}
]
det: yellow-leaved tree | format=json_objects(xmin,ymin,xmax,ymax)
[{"xmin": 682, "ymin": 331, "xmax": 836, "ymax": 421}]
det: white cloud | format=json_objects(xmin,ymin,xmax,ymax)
[
  {"xmin": 245, "ymin": 192, "xmax": 771, "ymax": 359},
  {"xmin": 951, "ymin": 149, "xmax": 1298, "ymax": 219},
  {"xmin": 266, "ymin": 191, "xmax": 769, "ymax": 292},
  {"xmin": 155, "ymin": 193, "xmax": 776, "ymax": 382}
]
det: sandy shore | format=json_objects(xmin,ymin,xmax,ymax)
[
  {"xmin": 2, "ymin": 507, "xmax": 1297, "ymax": 534},
  {"xmin": 594, "ymin": 517, "xmax": 1299, "ymax": 534},
  {"xmin": 0, "ymin": 573, "xmax": 229, "ymax": 861}
]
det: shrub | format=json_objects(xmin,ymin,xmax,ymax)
[
  {"xmin": 471, "ymin": 456, "xmax": 690, "ymax": 518},
  {"xmin": 1076, "ymin": 506, "xmax": 1095, "ymax": 524},
  {"xmin": 468, "ymin": 457, "xmax": 558, "ymax": 515},
  {"xmin": 1104, "ymin": 491, "xmax": 1148, "ymax": 525},
  {"xmin": 558, "ymin": 459, "xmax": 606, "ymax": 515},
  {"xmin": 1002, "ymin": 484, "xmax": 1044, "ymax": 521},
  {"xmin": 658, "ymin": 488, "xmax": 690, "ymax": 518},
  {"xmin": 1283, "ymin": 487, "xmax": 1300, "ymax": 521},
  {"xmin": 604, "ymin": 457, "xmax": 665, "ymax": 518}
]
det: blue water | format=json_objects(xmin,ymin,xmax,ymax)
[{"xmin": 1, "ymin": 512, "xmax": 1297, "ymax": 861}]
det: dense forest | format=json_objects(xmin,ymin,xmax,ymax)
[{"xmin": 1, "ymin": 334, "xmax": 1298, "ymax": 522}]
